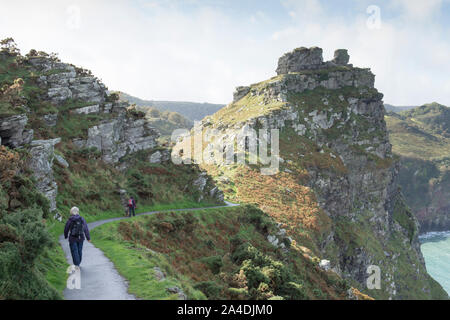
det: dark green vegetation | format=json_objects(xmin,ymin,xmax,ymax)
[
  {"xmin": 119, "ymin": 92, "xmax": 224, "ymax": 121},
  {"xmin": 0, "ymin": 40, "xmax": 68, "ymax": 299},
  {"xmin": 0, "ymin": 146, "xmax": 64, "ymax": 299},
  {"xmin": 92, "ymin": 205, "xmax": 353, "ymax": 300},
  {"xmin": 385, "ymin": 103, "xmax": 450, "ymax": 232}
]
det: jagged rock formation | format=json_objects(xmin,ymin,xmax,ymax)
[
  {"xmin": 148, "ymin": 149, "xmax": 171, "ymax": 163},
  {"xmin": 0, "ymin": 114, "xmax": 33, "ymax": 147},
  {"xmin": 29, "ymin": 57, "xmax": 106, "ymax": 105},
  {"xmin": 27, "ymin": 57, "xmax": 161, "ymax": 165},
  {"xmin": 176, "ymin": 46, "xmax": 447, "ymax": 299},
  {"xmin": 27, "ymin": 138, "xmax": 61, "ymax": 212},
  {"xmin": 74, "ymin": 113, "xmax": 160, "ymax": 164},
  {"xmin": 276, "ymin": 47, "xmax": 351, "ymax": 75},
  {"xmin": 22, "ymin": 57, "xmax": 161, "ymax": 206}
]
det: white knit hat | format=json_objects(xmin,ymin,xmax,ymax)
[{"xmin": 70, "ymin": 207, "xmax": 79, "ymax": 216}]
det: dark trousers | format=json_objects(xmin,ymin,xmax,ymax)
[
  {"xmin": 128, "ymin": 206, "xmax": 135, "ymax": 217},
  {"xmin": 69, "ymin": 241, "xmax": 84, "ymax": 266}
]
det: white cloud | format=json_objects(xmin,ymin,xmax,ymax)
[{"xmin": 391, "ymin": 0, "xmax": 446, "ymax": 21}]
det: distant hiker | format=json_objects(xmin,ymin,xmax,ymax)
[
  {"xmin": 128, "ymin": 197, "xmax": 137, "ymax": 217},
  {"xmin": 64, "ymin": 207, "xmax": 90, "ymax": 268}
]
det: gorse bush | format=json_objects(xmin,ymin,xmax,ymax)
[
  {"xmin": 0, "ymin": 146, "xmax": 50, "ymax": 218},
  {"xmin": 200, "ymin": 255, "xmax": 223, "ymax": 274},
  {"xmin": 194, "ymin": 281, "xmax": 224, "ymax": 299},
  {"xmin": 0, "ymin": 207, "xmax": 60, "ymax": 299},
  {"xmin": 230, "ymin": 243, "xmax": 305, "ymax": 300},
  {"xmin": 238, "ymin": 204, "xmax": 274, "ymax": 234},
  {"xmin": 0, "ymin": 147, "xmax": 59, "ymax": 299}
]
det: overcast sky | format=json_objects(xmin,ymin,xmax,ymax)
[{"xmin": 1, "ymin": 0, "xmax": 450, "ymax": 106}]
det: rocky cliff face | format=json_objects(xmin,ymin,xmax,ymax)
[
  {"xmin": 0, "ymin": 114, "xmax": 33, "ymax": 147},
  {"xmin": 175, "ymin": 47, "xmax": 447, "ymax": 299},
  {"xmin": 73, "ymin": 111, "xmax": 160, "ymax": 164},
  {"xmin": 28, "ymin": 56, "xmax": 106, "ymax": 105},
  {"xmin": 27, "ymin": 138, "xmax": 61, "ymax": 212}
]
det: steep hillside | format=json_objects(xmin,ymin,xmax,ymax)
[
  {"xmin": 385, "ymin": 103, "xmax": 450, "ymax": 232},
  {"xmin": 0, "ymin": 39, "xmax": 223, "ymax": 299},
  {"xmin": 118, "ymin": 92, "xmax": 224, "ymax": 121},
  {"xmin": 174, "ymin": 46, "xmax": 448, "ymax": 299},
  {"xmin": 92, "ymin": 205, "xmax": 361, "ymax": 300}
]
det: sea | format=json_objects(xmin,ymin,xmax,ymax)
[{"xmin": 420, "ymin": 231, "xmax": 450, "ymax": 295}]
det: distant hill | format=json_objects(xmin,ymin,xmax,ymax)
[
  {"xmin": 134, "ymin": 105, "xmax": 193, "ymax": 142},
  {"xmin": 399, "ymin": 102, "xmax": 450, "ymax": 137},
  {"xmin": 384, "ymin": 104, "xmax": 416, "ymax": 113},
  {"xmin": 385, "ymin": 102, "xmax": 450, "ymax": 232},
  {"xmin": 386, "ymin": 103, "xmax": 450, "ymax": 159},
  {"xmin": 118, "ymin": 92, "xmax": 225, "ymax": 121}
]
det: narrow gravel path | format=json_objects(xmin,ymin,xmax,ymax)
[{"xmin": 60, "ymin": 201, "xmax": 240, "ymax": 300}]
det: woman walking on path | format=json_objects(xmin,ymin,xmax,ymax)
[{"xmin": 64, "ymin": 207, "xmax": 91, "ymax": 268}]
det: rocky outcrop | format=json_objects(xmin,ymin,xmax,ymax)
[
  {"xmin": 42, "ymin": 113, "xmax": 58, "ymax": 127},
  {"xmin": 54, "ymin": 153, "xmax": 69, "ymax": 168},
  {"xmin": 148, "ymin": 149, "xmax": 171, "ymax": 163},
  {"xmin": 276, "ymin": 47, "xmax": 324, "ymax": 74},
  {"xmin": 153, "ymin": 267, "xmax": 166, "ymax": 281},
  {"xmin": 27, "ymin": 138, "xmax": 61, "ymax": 212},
  {"xmin": 0, "ymin": 114, "xmax": 33, "ymax": 147},
  {"xmin": 192, "ymin": 171, "xmax": 225, "ymax": 203},
  {"xmin": 72, "ymin": 104, "xmax": 100, "ymax": 115},
  {"xmin": 74, "ymin": 114, "xmax": 160, "ymax": 164},
  {"xmin": 333, "ymin": 49, "xmax": 350, "ymax": 65},
  {"xmin": 276, "ymin": 47, "xmax": 351, "ymax": 75},
  {"xmin": 233, "ymin": 86, "xmax": 251, "ymax": 103},
  {"xmin": 29, "ymin": 57, "xmax": 106, "ymax": 105}
]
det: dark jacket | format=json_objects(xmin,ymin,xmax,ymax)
[{"xmin": 64, "ymin": 215, "xmax": 90, "ymax": 243}]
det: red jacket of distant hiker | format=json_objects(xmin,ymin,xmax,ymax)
[
  {"xmin": 64, "ymin": 215, "xmax": 90, "ymax": 243},
  {"xmin": 128, "ymin": 199, "xmax": 136, "ymax": 208}
]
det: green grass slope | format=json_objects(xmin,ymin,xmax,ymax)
[{"xmin": 91, "ymin": 205, "xmax": 357, "ymax": 300}]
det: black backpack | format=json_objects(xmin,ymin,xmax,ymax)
[{"xmin": 70, "ymin": 217, "xmax": 84, "ymax": 240}]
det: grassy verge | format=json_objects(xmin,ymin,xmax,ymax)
[
  {"xmin": 43, "ymin": 199, "xmax": 222, "ymax": 299},
  {"xmin": 90, "ymin": 206, "xmax": 241, "ymax": 300}
]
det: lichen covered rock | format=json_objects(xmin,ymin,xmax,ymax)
[
  {"xmin": 0, "ymin": 114, "xmax": 33, "ymax": 147},
  {"xmin": 27, "ymin": 138, "xmax": 61, "ymax": 212}
]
